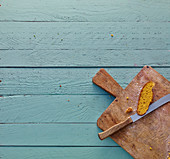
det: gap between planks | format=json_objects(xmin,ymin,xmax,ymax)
[
  {"xmin": 0, "ymin": 145, "xmax": 119, "ymax": 147},
  {"xmin": 0, "ymin": 20, "xmax": 170, "ymax": 23},
  {"xmin": 0, "ymin": 66, "xmax": 170, "ymax": 68},
  {"xmin": 0, "ymin": 122, "xmax": 97, "ymax": 124},
  {"xmin": 0, "ymin": 48, "xmax": 169, "ymax": 51}
]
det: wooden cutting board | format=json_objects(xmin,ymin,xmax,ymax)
[{"xmin": 92, "ymin": 66, "xmax": 170, "ymax": 159}]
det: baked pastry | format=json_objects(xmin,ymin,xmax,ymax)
[{"xmin": 137, "ymin": 81, "xmax": 155, "ymax": 115}]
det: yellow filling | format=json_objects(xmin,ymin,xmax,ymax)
[{"xmin": 137, "ymin": 81, "xmax": 155, "ymax": 115}]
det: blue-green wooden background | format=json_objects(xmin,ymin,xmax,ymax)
[{"xmin": 0, "ymin": 0, "xmax": 170, "ymax": 158}]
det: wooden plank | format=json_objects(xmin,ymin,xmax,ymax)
[
  {"xmin": 0, "ymin": 22, "xmax": 169, "ymax": 50},
  {"xmin": 0, "ymin": 147, "xmax": 133, "ymax": 159},
  {"xmin": 0, "ymin": 50, "xmax": 169, "ymax": 66},
  {"xmin": 0, "ymin": 95, "xmax": 114, "ymax": 123},
  {"xmin": 0, "ymin": 68, "xmax": 170, "ymax": 95},
  {"xmin": 0, "ymin": 68, "xmax": 169, "ymax": 95},
  {"xmin": 0, "ymin": 124, "xmax": 116, "ymax": 146},
  {"xmin": 0, "ymin": 0, "xmax": 169, "ymax": 22}
]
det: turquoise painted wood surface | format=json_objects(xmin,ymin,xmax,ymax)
[
  {"xmin": 0, "ymin": 124, "xmax": 116, "ymax": 146},
  {"xmin": 0, "ymin": 0, "xmax": 169, "ymax": 22},
  {"xmin": 0, "ymin": 68, "xmax": 169, "ymax": 95},
  {"xmin": 0, "ymin": 0, "xmax": 169, "ymax": 158},
  {"xmin": 0, "ymin": 22, "xmax": 169, "ymax": 50},
  {"xmin": 0, "ymin": 95, "xmax": 115, "ymax": 123},
  {"xmin": 0, "ymin": 147, "xmax": 133, "ymax": 159},
  {"xmin": 0, "ymin": 50, "xmax": 170, "ymax": 67}
]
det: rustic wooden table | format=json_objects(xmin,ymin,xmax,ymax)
[{"xmin": 0, "ymin": 0, "xmax": 169, "ymax": 158}]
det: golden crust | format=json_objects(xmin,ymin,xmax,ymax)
[{"xmin": 137, "ymin": 81, "xmax": 155, "ymax": 115}]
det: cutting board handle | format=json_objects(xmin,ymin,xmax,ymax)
[{"xmin": 92, "ymin": 68, "xmax": 123, "ymax": 97}]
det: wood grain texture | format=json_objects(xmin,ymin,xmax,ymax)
[
  {"xmin": 0, "ymin": 124, "xmax": 115, "ymax": 146},
  {"xmin": 98, "ymin": 117, "xmax": 133, "ymax": 140},
  {"xmin": 0, "ymin": 50, "xmax": 170, "ymax": 67},
  {"xmin": 96, "ymin": 66, "xmax": 170, "ymax": 159},
  {"xmin": 0, "ymin": 0, "xmax": 169, "ymax": 22},
  {"xmin": 0, "ymin": 147, "xmax": 133, "ymax": 159},
  {"xmin": 93, "ymin": 68, "xmax": 123, "ymax": 97},
  {"xmin": 0, "ymin": 68, "xmax": 169, "ymax": 95},
  {"xmin": 0, "ymin": 22, "xmax": 169, "ymax": 50},
  {"xmin": 0, "ymin": 95, "xmax": 114, "ymax": 123}
]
